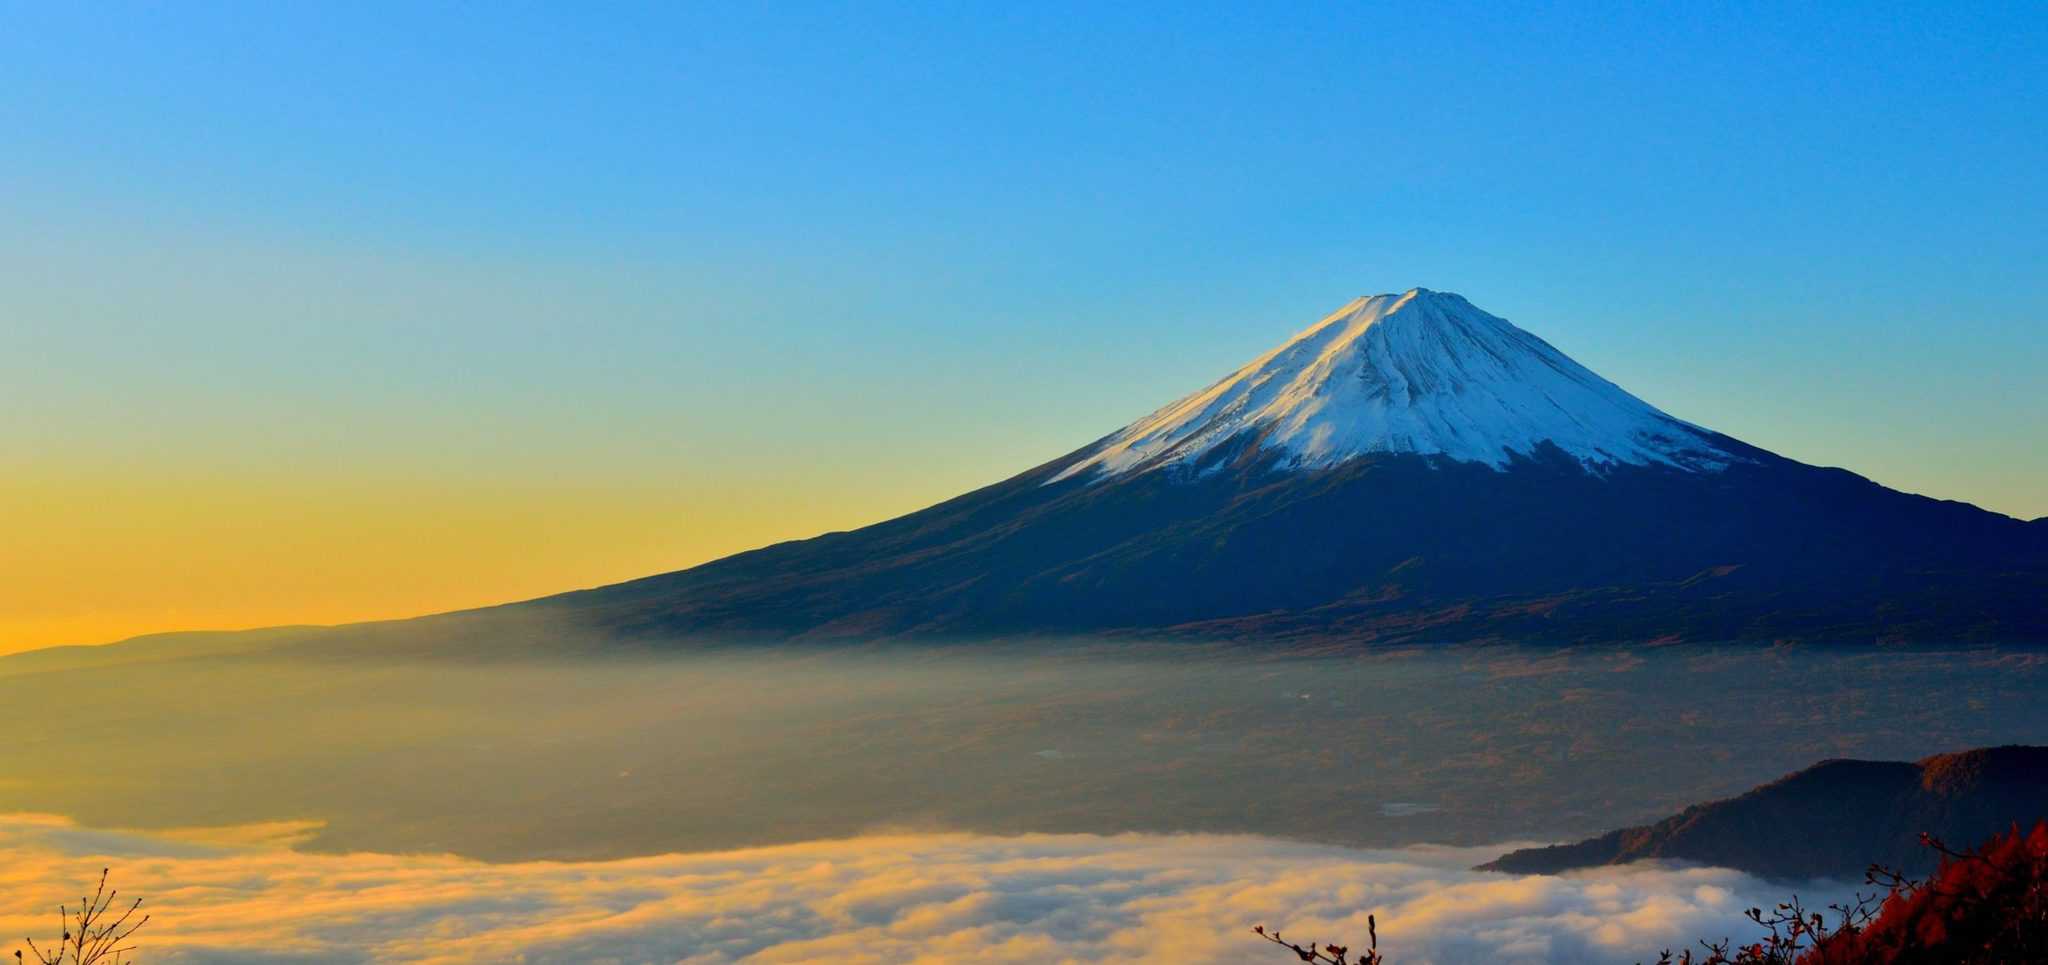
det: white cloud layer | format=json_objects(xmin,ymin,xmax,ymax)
[{"xmin": 0, "ymin": 814, "xmax": 1843, "ymax": 964}]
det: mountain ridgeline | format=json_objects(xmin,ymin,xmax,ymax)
[
  {"xmin": 1481, "ymin": 745, "xmax": 2048, "ymax": 881},
  {"xmin": 527, "ymin": 289, "xmax": 2046, "ymax": 646}
]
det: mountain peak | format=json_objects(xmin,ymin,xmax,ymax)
[
  {"xmin": 525, "ymin": 288, "xmax": 2046, "ymax": 645},
  {"xmin": 1053, "ymin": 289, "xmax": 1739, "ymax": 483},
  {"xmin": 1332, "ymin": 286, "xmax": 1462, "ymax": 318}
]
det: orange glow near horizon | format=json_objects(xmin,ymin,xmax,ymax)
[{"xmin": 0, "ymin": 468, "xmax": 943, "ymax": 655}]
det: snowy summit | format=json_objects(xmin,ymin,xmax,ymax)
[{"xmin": 1054, "ymin": 288, "xmax": 1737, "ymax": 482}]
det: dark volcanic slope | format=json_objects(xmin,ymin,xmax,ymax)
[
  {"xmin": 1481, "ymin": 746, "xmax": 2048, "ymax": 880},
  {"xmin": 527, "ymin": 440, "xmax": 2048, "ymax": 645}
]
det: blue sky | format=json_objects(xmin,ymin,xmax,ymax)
[{"xmin": 2, "ymin": 1, "xmax": 2043, "ymax": 645}]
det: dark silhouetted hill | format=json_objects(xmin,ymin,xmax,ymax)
[{"xmin": 1481, "ymin": 746, "xmax": 2048, "ymax": 880}]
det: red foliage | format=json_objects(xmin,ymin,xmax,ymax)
[{"xmin": 1800, "ymin": 821, "xmax": 2048, "ymax": 964}]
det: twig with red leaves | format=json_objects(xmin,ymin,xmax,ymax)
[{"xmin": 1251, "ymin": 914, "xmax": 1381, "ymax": 965}]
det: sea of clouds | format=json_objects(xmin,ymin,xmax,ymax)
[{"xmin": 0, "ymin": 813, "xmax": 1849, "ymax": 964}]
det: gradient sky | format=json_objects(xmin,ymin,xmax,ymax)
[{"xmin": 3, "ymin": 2, "xmax": 2043, "ymax": 652}]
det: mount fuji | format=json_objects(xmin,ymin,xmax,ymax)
[{"xmin": 532, "ymin": 289, "xmax": 2047, "ymax": 645}]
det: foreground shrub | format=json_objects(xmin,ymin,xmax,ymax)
[
  {"xmin": 14, "ymin": 868, "xmax": 148, "ymax": 965},
  {"xmin": 1800, "ymin": 821, "xmax": 2048, "ymax": 964}
]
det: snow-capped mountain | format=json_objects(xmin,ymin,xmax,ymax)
[
  {"xmin": 1057, "ymin": 289, "xmax": 1734, "ymax": 481},
  {"xmin": 525, "ymin": 289, "xmax": 2048, "ymax": 646}
]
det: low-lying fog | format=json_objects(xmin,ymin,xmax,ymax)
[
  {"xmin": 0, "ymin": 812, "xmax": 1843, "ymax": 963},
  {"xmin": 4, "ymin": 628, "xmax": 2044, "ymax": 862}
]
